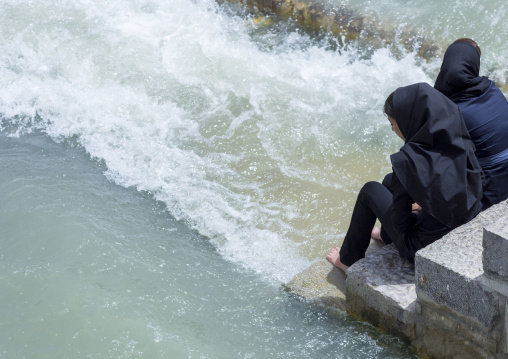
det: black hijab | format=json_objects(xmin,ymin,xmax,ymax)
[
  {"xmin": 434, "ymin": 41, "xmax": 491, "ymax": 101},
  {"xmin": 390, "ymin": 83, "xmax": 482, "ymax": 228}
]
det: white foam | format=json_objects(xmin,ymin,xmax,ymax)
[{"xmin": 1, "ymin": 0, "xmax": 505, "ymax": 283}]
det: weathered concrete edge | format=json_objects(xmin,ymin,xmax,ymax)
[
  {"xmin": 283, "ymin": 258, "xmax": 347, "ymax": 311},
  {"xmin": 346, "ymin": 243, "xmax": 417, "ymax": 342},
  {"xmin": 483, "ymin": 219, "xmax": 508, "ymax": 278},
  {"xmin": 415, "ymin": 200, "xmax": 508, "ymax": 329},
  {"xmin": 284, "ymin": 199, "xmax": 508, "ymax": 357},
  {"xmin": 283, "ymin": 239, "xmax": 385, "ymax": 311}
]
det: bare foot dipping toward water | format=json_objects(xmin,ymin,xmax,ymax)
[
  {"xmin": 371, "ymin": 226, "xmax": 383, "ymax": 242},
  {"xmin": 326, "ymin": 246, "xmax": 350, "ymax": 272}
]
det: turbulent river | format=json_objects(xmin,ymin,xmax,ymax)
[{"xmin": 1, "ymin": 0, "xmax": 507, "ymax": 357}]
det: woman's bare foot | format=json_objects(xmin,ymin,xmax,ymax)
[
  {"xmin": 371, "ymin": 226, "xmax": 383, "ymax": 242},
  {"xmin": 326, "ymin": 247, "xmax": 350, "ymax": 272}
]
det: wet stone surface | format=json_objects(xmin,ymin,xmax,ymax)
[
  {"xmin": 346, "ymin": 244, "xmax": 417, "ymax": 341},
  {"xmin": 283, "ymin": 240, "xmax": 384, "ymax": 311},
  {"xmin": 347, "ymin": 244, "xmax": 416, "ymax": 309}
]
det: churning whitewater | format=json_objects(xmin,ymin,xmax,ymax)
[{"xmin": 1, "ymin": 0, "xmax": 507, "ymax": 357}]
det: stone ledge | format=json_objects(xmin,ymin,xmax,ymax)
[
  {"xmin": 416, "ymin": 290, "xmax": 500, "ymax": 351},
  {"xmin": 346, "ymin": 243, "xmax": 417, "ymax": 341},
  {"xmin": 283, "ymin": 258, "xmax": 347, "ymax": 311},
  {"xmin": 416, "ymin": 322, "xmax": 494, "ymax": 359},
  {"xmin": 283, "ymin": 240, "xmax": 384, "ymax": 311},
  {"xmin": 284, "ymin": 240, "xmax": 418, "ymax": 341},
  {"xmin": 415, "ymin": 201, "xmax": 508, "ymax": 329},
  {"xmin": 284, "ymin": 199, "xmax": 508, "ymax": 358},
  {"xmin": 483, "ymin": 218, "xmax": 508, "ymax": 279}
]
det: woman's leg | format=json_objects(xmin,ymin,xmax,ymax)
[
  {"xmin": 371, "ymin": 226, "xmax": 382, "ymax": 241},
  {"xmin": 371, "ymin": 172, "xmax": 394, "ymax": 243},
  {"xmin": 328, "ymin": 181, "xmax": 394, "ymax": 268},
  {"xmin": 382, "ymin": 172, "xmax": 393, "ymax": 190},
  {"xmin": 371, "ymin": 173, "xmax": 393, "ymax": 244}
]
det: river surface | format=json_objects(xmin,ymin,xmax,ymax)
[{"xmin": 1, "ymin": 0, "xmax": 507, "ymax": 357}]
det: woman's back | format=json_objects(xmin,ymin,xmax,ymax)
[
  {"xmin": 456, "ymin": 81, "xmax": 508, "ymax": 161},
  {"xmin": 390, "ymin": 82, "xmax": 483, "ymax": 228},
  {"xmin": 435, "ymin": 39, "xmax": 508, "ymax": 209}
]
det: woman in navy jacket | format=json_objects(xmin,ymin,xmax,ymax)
[{"xmin": 435, "ymin": 39, "xmax": 508, "ymax": 209}]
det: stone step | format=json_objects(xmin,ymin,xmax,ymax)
[
  {"xmin": 284, "ymin": 239, "xmax": 418, "ymax": 342},
  {"xmin": 284, "ymin": 258, "xmax": 347, "ymax": 311},
  {"xmin": 415, "ymin": 202, "xmax": 508, "ymax": 330},
  {"xmin": 346, "ymin": 243, "xmax": 417, "ymax": 341},
  {"xmin": 284, "ymin": 200, "xmax": 508, "ymax": 358},
  {"xmin": 283, "ymin": 239, "xmax": 384, "ymax": 312},
  {"xmin": 483, "ymin": 217, "xmax": 508, "ymax": 279}
]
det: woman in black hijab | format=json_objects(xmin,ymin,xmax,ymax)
[
  {"xmin": 435, "ymin": 39, "xmax": 508, "ymax": 209},
  {"xmin": 327, "ymin": 83, "xmax": 483, "ymax": 271}
]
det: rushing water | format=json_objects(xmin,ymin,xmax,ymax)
[{"xmin": 0, "ymin": 0, "xmax": 507, "ymax": 357}]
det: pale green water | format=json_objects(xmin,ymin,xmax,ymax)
[
  {"xmin": 1, "ymin": 0, "xmax": 507, "ymax": 357},
  {"xmin": 0, "ymin": 132, "xmax": 417, "ymax": 358}
]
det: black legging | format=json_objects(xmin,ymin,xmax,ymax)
[{"xmin": 339, "ymin": 180, "xmax": 421, "ymax": 266}]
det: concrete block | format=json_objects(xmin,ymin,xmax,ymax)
[
  {"xmin": 417, "ymin": 323, "xmax": 493, "ymax": 359},
  {"xmin": 504, "ymin": 301, "xmax": 508, "ymax": 354},
  {"xmin": 284, "ymin": 258, "xmax": 347, "ymax": 311},
  {"xmin": 483, "ymin": 218, "xmax": 508, "ymax": 278},
  {"xmin": 283, "ymin": 239, "xmax": 384, "ymax": 311},
  {"xmin": 415, "ymin": 201, "xmax": 508, "ymax": 329},
  {"xmin": 346, "ymin": 244, "xmax": 417, "ymax": 341},
  {"xmin": 416, "ymin": 298, "xmax": 499, "ymax": 358}
]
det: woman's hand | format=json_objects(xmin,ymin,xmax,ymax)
[{"xmin": 412, "ymin": 203, "xmax": 422, "ymax": 214}]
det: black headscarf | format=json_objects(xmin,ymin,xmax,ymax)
[
  {"xmin": 390, "ymin": 83, "xmax": 482, "ymax": 228},
  {"xmin": 434, "ymin": 41, "xmax": 491, "ymax": 101}
]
